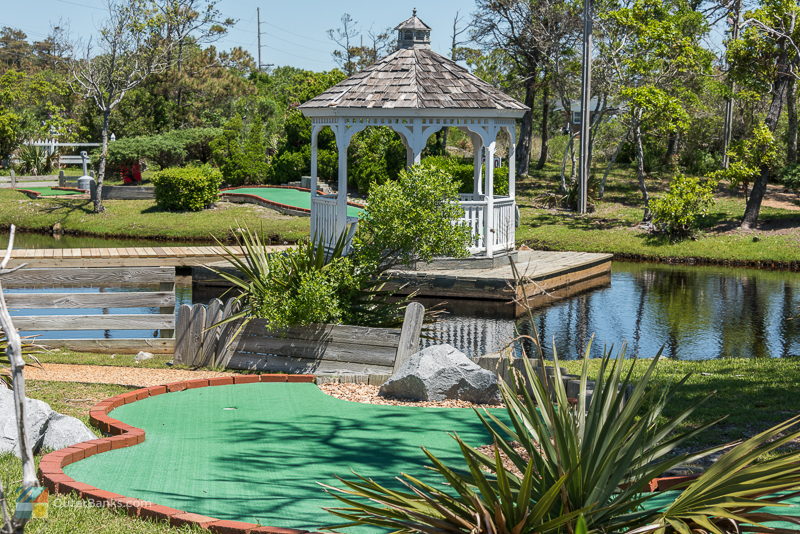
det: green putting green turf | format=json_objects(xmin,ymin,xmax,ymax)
[
  {"xmin": 16, "ymin": 186, "xmax": 83, "ymax": 197},
  {"xmin": 223, "ymin": 187, "xmax": 363, "ymax": 218},
  {"xmin": 65, "ymin": 383, "xmax": 504, "ymax": 531}
]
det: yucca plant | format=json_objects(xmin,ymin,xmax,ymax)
[{"xmin": 323, "ymin": 338, "xmax": 800, "ymax": 534}]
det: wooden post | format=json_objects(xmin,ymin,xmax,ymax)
[
  {"xmin": 9, "ymin": 169, "xmax": 15, "ymax": 188},
  {"xmin": 58, "ymin": 170, "xmax": 65, "ymax": 187},
  {"xmin": 472, "ymin": 133, "xmax": 483, "ymax": 196},
  {"xmin": 393, "ymin": 302, "xmax": 424, "ymax": 373},
  {"xmin": 174, "ymin": 304, "xmax": 192, "ymax": 365}
]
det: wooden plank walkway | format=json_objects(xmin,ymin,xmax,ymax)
[{"xmin": 8, "ymin": 245, "xmax": 290, "ymax": 268}]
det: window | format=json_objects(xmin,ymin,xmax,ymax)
[{"xmin": 572, "ymin": 111, "xmax": 582, "ymax": 124}]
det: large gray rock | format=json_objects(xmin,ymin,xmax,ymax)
[
  {"xmin": 380, "ymin": 344, "xmax": 500, "ymax": 403},
  {"xmin": 0, "ymin": 387, "xmax": 96, "ymax": 457}
]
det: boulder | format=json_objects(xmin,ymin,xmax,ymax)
[
  {"xmin": 40, "ymin": 413, "xmax": 96, "ymax": 451},
  {"xmin": 0, "ymin": 387, "xmax": 96, "ymax": 457},
  {"xmin": 380, "ymin": 344, "xmax": 500, "ymax": 403}
]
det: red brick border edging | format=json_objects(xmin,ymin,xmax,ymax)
[{"xmin": 38, "ymin": 373, "xmax": 316, "ymax": 534}]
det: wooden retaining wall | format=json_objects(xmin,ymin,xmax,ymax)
[{"xmin": 175, "ymin": 300, "xmax": 424, "ymax": 375}]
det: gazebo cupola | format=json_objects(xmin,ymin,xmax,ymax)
[
  {"xmin": 299, "ymin": 11, "xmax": 528, "ymax": 258},
  {"xmin": 395, "ymin": 9, "xmax": 431, "ymax": 50}
]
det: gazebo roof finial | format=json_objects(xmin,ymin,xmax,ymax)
[{"xmin": 413, "ymin": 7, "xmax": 417, "ymax": 16}]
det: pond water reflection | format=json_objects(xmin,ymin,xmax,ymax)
[{"xmin": 425, "ymin": 262, "xmax": 800, "ymax": 360}]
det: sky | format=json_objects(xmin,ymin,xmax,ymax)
[{"xmin": 4, "ymin": 0, "xmax": 470, "ymax": 71}]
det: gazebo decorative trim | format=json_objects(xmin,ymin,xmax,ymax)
[{"xmin": 300, "ymin": 11, "xmax": 528, "ymax": 258}]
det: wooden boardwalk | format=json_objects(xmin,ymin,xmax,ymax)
[
  {"xmin": 8, "ymin": 245, "xmax": 289, "ymax": 268},
  {"xmin": 387, "ymin": 249, "xmax": 613, "ymax": 316}
]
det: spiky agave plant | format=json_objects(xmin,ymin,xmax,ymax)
[{"xmin": 324, "ymin": 340, "xmax": 800, "ymax": 534}]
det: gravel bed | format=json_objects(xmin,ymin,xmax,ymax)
[
  {"xmin": 318, "ymin": 382, "xmax": 504, "ymax": 408},
  {"xmin": 23, "ymin": 363, "xmax": 235, "ymax": 388}
]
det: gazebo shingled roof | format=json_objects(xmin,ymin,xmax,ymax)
[
  {"xmin": 299, "ymin": 49, "xmax": 527, "ymax": 112},
  {"xmin": 301, "ymin": 10, "xmax": 527, "ymax": 258}
]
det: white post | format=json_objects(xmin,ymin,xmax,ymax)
[
  {"xmin": 310, "ymin": 125, "xmax": 319, "ymax": 196},
  {"xmin": 336, "ymin": 125, "xmax": 349, "ymax": 242},
  {"xmin": 485, "ymin": 140, "xmax": 496, "ymax": 257},
  {"xmin": 472, "ymin": 134, "xmax": 483, "ymax": 196},
  {"xmin": 411, "ymin": 119, "xmax": 423, "ymax": 165},
  {"xmin": 309, "ymin": 125, "xmax": 320, "ymax": 243},
  {"xmin": 508, "ymin": 126, "xmax": 517, "ymax": 199}
]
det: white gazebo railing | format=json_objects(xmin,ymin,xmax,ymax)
[
  {"xmin": 313, "ymin": 192, "xmax": 514, "ymax": 257},
  {"xmin": 459, "ymin": 194, "xmax": 515, "ymax": 255},
  {"xmin": 310, "ymin": 195, "xmax": 338, "ymax": 246}
]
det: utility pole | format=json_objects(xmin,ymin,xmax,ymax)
[
  {"xmin": 257, "ymin": 7, "xmax": 263, "ymax": 71},
  {"xmin": 722, "ymin": 0, "xmax": 742, "ymax": 169},
  {"xmin": 578, "ymin": 0, "xmax": 593, "ymax": 214}
]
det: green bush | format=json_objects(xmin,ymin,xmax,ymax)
[
  {"xmin": 651, "ymin": 174, "xmax": 717, "ymax": 239},
  {"xmin": 354, "ymin": 162, "xmax": 472, "ymax": 270},
  {"xmin": 102, "ymin": 127, "xmax": 221, "ymax": 171},
  {"xmin": 267, "ymin": 149, "xmax": 306, "ymax": 184},
  {"xmin": 210, "ymin": 115, "xmax": 270, "ymax": 186},
  {"xmin": 780, "ymin": 164, "xmax": 800, "ymax": 191},
  {"xmin": 424, "ymin": 155, "xmax": 510, "ymax": 196},
  {"xmin": 151, "ymin": 165, "xmax": 222, "ymax": 212},
  {"xmin": 348, "ymin": 127, "xmax": 406, "ymax": 193}
]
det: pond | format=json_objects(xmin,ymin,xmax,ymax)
[
  {"xmin": 425, "ymin": 261, "xmax": 800, "ymax": 360},
  {"xmin": 6, "ymin": 242, "xmax": 800, "ymax": 360}
]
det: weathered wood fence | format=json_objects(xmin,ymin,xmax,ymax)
[
  {"xmin": 174, "ymin": 300, "xmax": 425, "ymax": 375},
  {"xmin": 5, "ymin": 266, "xmax": 176, "ymax": 354}
]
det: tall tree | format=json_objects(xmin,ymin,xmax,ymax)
[
  {"xmin": 70, "ymin": 0, "xmax": 171, "ymax": 213},
  {"xmin": 328, "ymin": 13, "xmax": 360, "ymax": 76},
  {"xmin": 472, "ymin": 0, "xmax": 581, "ymax": 176},
  {"xmin": 729, "ymin": 0, "xmax": 799, "ymax": 228},
  {"xmin": 602, "ymin": 0, "xmax": 712, "ymax": 220}
]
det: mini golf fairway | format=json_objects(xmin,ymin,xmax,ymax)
[
  {"xmin": 222, "ymin": 186, "xmax": 363, "ymax": 218},
  {"xmin": 64, "ymin": 382, "xmax": 504, "ymax": 531},
  {"xmin": 16, "ymin": 186, "xmax": 84, "ymax": 197}
]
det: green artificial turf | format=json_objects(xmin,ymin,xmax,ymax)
[
  {"xmin": 16, "ymin": 187, "xmax": 83, "ymax": 197},
  {"xmin": 64, "ymin": 382, "xmax": 503, "ymax": 531},
  {"xmin": 224, "ymin": 187, "xmax": 364, "ymax": 218}
]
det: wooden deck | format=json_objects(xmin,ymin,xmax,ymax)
[
  {"xmin": 7, "ymin": 245, "xmax": 289, "ymax": 268},
  {"xmin": 387, "ymin": 250, "xmax": 613, "ymax": 316}
]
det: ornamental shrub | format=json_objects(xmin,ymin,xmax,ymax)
[
  {"xmin": 210, "ymin": 115, "xmax": 270, "ymax": 186},
  {"xmin": 650, "ymin": 174, "xmax": 717, "ymax": 239},
  {"xmin": 780, "ymin": 164, "xmax": 800, "ymax": 191},
  {"xmin": 103, "ymin": 128, "xmax": 222, "ymax": 171},
  {"xmin": 151, "ymin": 165, "xmax": 222, "ymax": 212}
]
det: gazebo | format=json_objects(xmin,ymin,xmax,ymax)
[{"xmin": 300, "ymin": 10, "xmax": 528, "ymax": 258}]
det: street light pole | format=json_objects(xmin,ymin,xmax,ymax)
[{"xmin": 578, "ymin": 0, "xmax": 593, "ymax": 214}]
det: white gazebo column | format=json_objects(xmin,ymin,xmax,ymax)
[
  {"xmin": 507, "ymin": 126, "xmax": 517, "ymax": 199},
  {"xmin": 471, "ymin": 133, "xmax": 483, "ymax": 196},
  {"xmin": 484, "ymin": 139, "xmax": 496, "ymax": 257},
  {"xmin": 335, "ymin": 124, "xmax": 350, "ymax": 239},
  {"xmin": 310, "ymin": 124, "xmax": 321, "ymax": 196}
]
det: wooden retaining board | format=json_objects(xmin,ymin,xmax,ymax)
[
  {"xmin": 2, "ymin": 267, "xmax": 174, "ymax": 288},
  {"xmin": 226, "ymin": 320, "xmax": 402, "ymax": 375},
  {"xmin": 34, "ymin": 338, "xmax": 175, "ymax": 354}
]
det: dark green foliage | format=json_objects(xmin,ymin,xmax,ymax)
[
  {"xmin": 151, "ymin": 165, "xmax": 222, "ymax": 212},
  {"xmin": 424, "ymin": 155, "xmax": 510, "ymax": 196},
  {"xmin": 268, "ymin": 149, "xmax": 307, "ymax": 184},
  {"xmin": 213, "ymin": 229, "xmax": 407, "ymax": 331},
  {"xmin": 102, "ymin": 127, "xmax": 222, "ymax": 171},
  {"xmin": 780, "ymin": 164, "xmax": 800, "ymax": 191},
  {"xmin": 348, "ymin": 127, "xmax": 406, "ymax": 193},
  {"xmin": 354, "ymin": 163, "xmax": 472, "ymax": 270},
  {"xmin": 210, "ymin": 115, "xmax": 269, "ymax": 186},
  {"xmin": 651, "ymin": 174, "xmax": 717, "ymax": 239}
]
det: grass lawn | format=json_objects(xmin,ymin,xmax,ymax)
[
  {"xmin": 560, "ymin": 357, "xmax": 800, "ymax": 452},
  {"xmin": 35, "ymin": 350, "xmax": 178, "ymax": 369},
  {"xmin": 516, "ymin": 164, "xmax": 800, "ymax": 265},
  {"xmin": 0, "ymin": 189, "xmax": 308, "ymax": 243}
]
